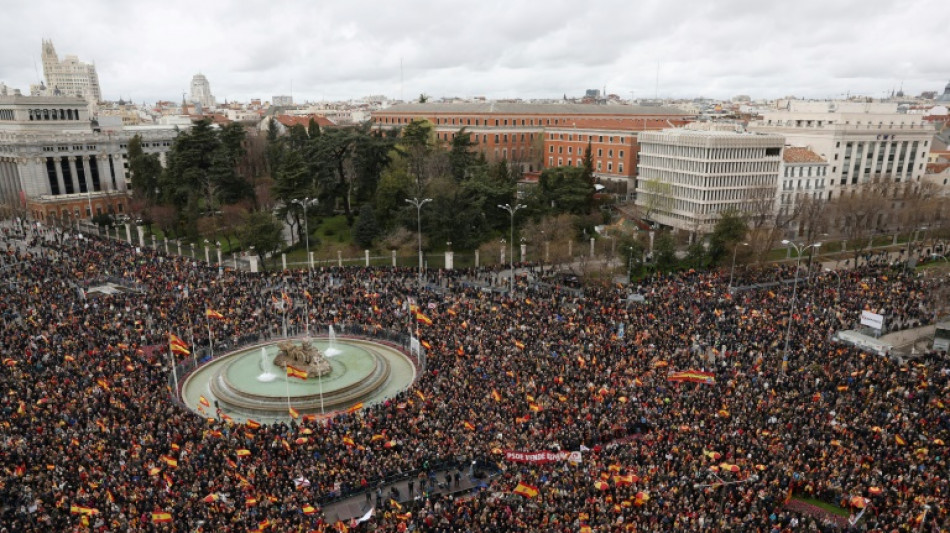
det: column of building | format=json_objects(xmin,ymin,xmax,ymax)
[{"xmin": 52, "ymin": 156, "xmax": 67, "ymax": 195}]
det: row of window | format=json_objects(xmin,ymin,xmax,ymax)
[
  {"xmin": 549, "ymin": 133, "xmax": 626, "ymax": 144},
  {"xmin": 547, "ymin": 157, "xmax": 624, "ymax": 173},
  {"xmin": 550, "ymin": 145, "xmax": 625, "ymax": 158},
  {"xmin": 637, "ymin": 168, "xmax": 777, "ymax": 189},
  {"xmin": 643, "ymin": 144, "xmax": 781, "ymax": 160},
  {"xmin": 783, "ymin": 166, "xmax": 828, "ymax": 177},
  {"xmin": 766, "ymin": 119, "xmax": 925, "ymax": 129},
  {"xmin": 782, "ymin": 178, "xmax": 826, "ymax": 190},
  {"xmin": 28, "ymin": 108, "xmax": 82, "ymax": 121},
  {"xmin": 640, "ymin": 155, "xmax": 779, "ymax": 175}
]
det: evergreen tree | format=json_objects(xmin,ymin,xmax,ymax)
[
  {"xmin": 241, "ymin": 210, "xmax": 284, "ymax": 270},
  {"xmin": 353, "ymin": 204, "xmax": 380, "ymax": 249},
  {"xmin": 448, "ymin": 128, "xmax": 478, "ymax": 182}
]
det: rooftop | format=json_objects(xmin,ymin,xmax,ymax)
[
  {"xmin": 783, "ymin": 147, "xmax": 826, "ymax": 164},
  {"xmin": 378, "ymin": 102, "xmax": 689, "ymax": 116},
  {"xmin": 274, "ymin": 114, "xmax": 336, "ymax": 128}
]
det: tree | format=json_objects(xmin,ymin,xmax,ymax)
[
  {"xmin": 448, "ymin": 128, "xmax": 478, "ymax": 182},
  {"xmin": 653, "ymin": 232, "xmax": 677, "ymax": 271},
  {"xmin": 536, "ymin": 166, "xmax": 595, "ymax": 216},
  {"xmin": 272, "ymin": 151, "xmax": 311, "ymax": 243},
  {"xmin": 707, "ymin": 210, "xmax": 748, "ymax": 264},
  {"xmin": 127, "ymin": 135, "xmax": 161, "ymax": 204},
  {"xmin": 400, "ymin": 119, "xmax": 434, "ymax": 187},
  {"xmin": 635, "ymin": 177, "xmax": 673, "ymax": 222},
  {"xmin": 353, "ymin": 204, "xmax": 380, "ymax": 249},
  {"xmin": 307, "ymin": 117, "xmax": 322, "ymax": 139},
  {"xmin": 374, "ymin": 160, "xmax": 414, "ymax": 231},
  {"xmin": 241, "ymin": 211, "xmax": 284, "ymax": 270}
]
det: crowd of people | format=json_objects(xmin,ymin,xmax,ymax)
[{"xmin": 1, "ymin": 219, "xmax": 948, "ymax": 532}]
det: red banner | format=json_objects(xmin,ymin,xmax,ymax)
[{"xmin": 504, "ymin": 450, "xmax": 582, "ymax": 464}]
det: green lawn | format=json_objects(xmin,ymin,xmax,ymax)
[{"xmin": 795, "ymin": 497, "xmax": 851, "ymax": 518}]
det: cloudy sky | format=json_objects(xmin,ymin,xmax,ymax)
[{"xmin": 1, "ymin": 0, "xmax": 947, "ymax": 104}]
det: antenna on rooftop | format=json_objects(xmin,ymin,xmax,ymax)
[
  {"xmin": 400, "ymin": 57, "xmax": 404, "ymax": 102},
  {"xmin": 655, "ymin": 62, "xmax": 660, "ymax": 100}
]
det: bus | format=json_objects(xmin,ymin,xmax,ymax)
[{"xmin": 934, "ymin": 321, "xmax": 950, "ymax": 352}]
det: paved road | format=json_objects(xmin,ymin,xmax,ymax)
[{"xmin": 321, "ymin": 467, "xmax": 493, "ymax": 523}]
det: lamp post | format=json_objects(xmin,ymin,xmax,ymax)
[
  {"xmin": 727, "ymin": 242, "xmax": 749, "ymax": 293},
  {"xmin": 780, "ymin": 239, "xmax": 822, "ymax": 373},
  {"xmin": 405, "ymin": 197, "xmax": 432, "ymax": 285},
  {"xmin": 189, "ymin": 242, "xmax": 195, "ymax": 260},
  {"xmin": 292, "ymin": 197, "xmax": 318, "ymax": 283},
  {"xmin": 203, "ymin": 239, "xmax": 210, "ymax": 263},
  {"xmin": 498, "ymin": 203, "xmax": 526, "ymax": 294}
]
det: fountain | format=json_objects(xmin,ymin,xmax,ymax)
[
  {"xmin": 325, "ymin": 325, "xmax": 342, "ymax": 357},
  {"xmin": 257, "ymin": 347, "xmax": 276, "ymax": 382},
  {"xmin": 181, "ymin": 336, "xmax": 416, "ymax": 423}
]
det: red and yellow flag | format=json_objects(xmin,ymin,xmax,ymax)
[
  {"xmin": 302, "ymin": 504, "xmax": 316, "ymax": 514},
  {"xmin": 288, "ymin": 406, "xmax": 299, "ymax": 419},
  {"xmin": 346, "ymin": 402, "xmax": 364, "ymax": 413},
  {"xmin": 415, "ymin": 312, "xmax": 433, "ymax": 325},
  {"xmin": 895, "ymin": 435, "xmax": 907, "ymax": 446},
  {"xmin": 151, "ymin": 512, "xmax": 172, "ymax": 523},
  {"xmin": 513, "ymin": 482, "xmax": 539, "ymax": 498},
  {"xmin": 205, "ymin": 309, "xmax": 225, "ymax": 320},
  {"xmin": 245, "ymin": 419, "xmax": 261, "ymax": 430},
  {"xmin": 169, "ymin": 334, "xmax": 190, "ymax": 355},
  {"xmin": 414, "ymin": 389, "xmax": 426, "ymax": 401},
  {"xmin": 159, "ymin": 455, "xmax": 178, "ymax": 468},
  {"xmin": 70, "ymin": 505, "xmax": 100, "ymax": 516},
  {"xmin": 463, "ymin": 421, "xmax": 476, "ymax": 431},
  {"xmin": 514, "ymin": 340, "xmax": 525, "ymax": 350},
  {"xmin": 286, "ymin": 365, "xmax": 308, "ymax": 380},
  {"xmin": 199, "ymin": 396, "xmax": 210, "ymax": 407},
  {"xmin": 236, "ymin": 449, "xmax": 251, "ymax": 457},
  {"xmin": 491, "ymin": 389, "xmax": 502, "ymax": 402}
]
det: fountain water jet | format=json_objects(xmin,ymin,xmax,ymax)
[
  {"xmin": 256, "ymin": 347, "xmax": 276, "ymax": 382},
  {"xmin": 325, "ymin": 325, "xmax": 342, "ymax": 357}
]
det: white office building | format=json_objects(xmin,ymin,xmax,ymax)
[
  {"xmin": 0, "ymin": 95, "xmax": 179, "ymax": 222},
  {"xmin": 190, "ymin": 74, "xmax": 215, "ymax": 109},
  {"xmin": 636, "ymin": 123, "xmax": 784, "ymax": 234},
  {"xmin": 748, "ymin": 101, "xmax": 933, "ymax": 199},
  {"xmin": 40, "ymin": 40, "xmax": 101, "ymax": 107}
]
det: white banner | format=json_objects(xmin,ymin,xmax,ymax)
[{"xmin": 860, "ymin": 310, "xmax": 884, "ymax": 330}]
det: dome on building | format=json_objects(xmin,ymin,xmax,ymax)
[{"xmin": 937, "ymin": 80, "xmax": 950, "ymax": 103}]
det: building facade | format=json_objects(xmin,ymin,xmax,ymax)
[
  {"xmin": 40, "ymin": 40, "xmax": 101, "ymax": 106},
  {"xmin": 190, "ymin": 74, "xmax": 215, "ymax": 109},
  {"xmin": 372, "ymin": 102, "xmax": 691, "ymax": 196},
  {"xmin": 635, "ymin": 124, "xmax": 784, "ymax": 234},
  {"xmin": 776, "ymin": 147, "xmax": 829, "ymax": 235},
  {"xmin": 0, "ymin": 95, "xmax": 178, "ymax": 223},
  {"xmin": 748, "ymin": 101, "xmax": 933, "ymax": 200}
]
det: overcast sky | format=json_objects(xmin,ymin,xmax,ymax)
[{"xmin": 1, "ymin": 0, "xmax": 947, "ymax": 104}]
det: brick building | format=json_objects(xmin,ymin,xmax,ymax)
[{"xmin": 372, "ymin": 103, "xmax": 691, "ymax": 196}]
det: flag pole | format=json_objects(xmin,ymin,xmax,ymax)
[
  {"xmin": 206, "ymin": 312, "xmax": 214, "ymax": 359},
  {"xmin": 167, "ymin": 336, "xmax": 180, "ymax": 400}
]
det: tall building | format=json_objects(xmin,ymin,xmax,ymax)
[
  {"xmin": 0, "ymin": 95, "xmax": 179, "ymax": 222},
  {"xmin": 272, "ymin": 95, "xmax": 293, "ymax": 107},
  {"xmin": 372, "ymin": 102, "xmax": 691, "ymax": 196},
  {"xmin": 40, "ymin": 40, "xmax": 101, "ymax": 105},
  {"xmin": 635, "ymin": 123, "xmax": 784, "ymax": 234},
  {"xmin": 748, "ymin": 101, "xmax": 933, "ymax": 200},
  {"xmin": 189, "ymin": 74, "xmax": 215, "ymax": 109}
]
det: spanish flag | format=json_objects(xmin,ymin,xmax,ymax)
[
  {"xmin": 159, "ymin": 455, "xmax": 178, "ymax": 468},
  {"xmin": 415, "ymin": 312, "xmax": 433, "ymax": 325},
  {"xmin": 304, "ymin": 290, "xmax": 312, "ymax": 302},
  {"xmin": 346, "ymin": 402, "xmax": 364, "ymax": 413},
  {"xmin": 202, "ymin": 493, "xmax": 219, "ymax": 503},
  {"xmin": 288, "ymin": 406, "xmax": 299, "ymax": 419},
  {"xmin": 342, "ymin": 436, "xmax": 355, "ymax": 447},
  {"xmin": 205, "ymin": 309, "xmax": 225, "ymax": 320},
  {"xmin": 286, "ymin": 365, "xmax": 308, "ymax": 380},
  {"xmin": 151, "ymin": 511, "xmax": 172, "ymax": 523},
  {"xmin": 236, "ymin": 449, "xmax": 251, "ymax": 457},
  {"xmin": 491, "ymin": 389, "xmax": 502, "ymax": 402},
  {"xmin": 245, "ymin": 419, "xmax": 261, "ymax": 430},
  {"xmin": 895, "ymin": 435, "xmax": 907, "ymax": 446},
  {"xmin": 514, "ymin": 340, "xmax": 525, "ymax": 350},
  {"xmin": 70, "ymin": 505, "xmax": 100, "ymax": 516},
  {"xmin": 420, "ymin": 340, "xmax": 432, "ymax": 350},
  {"xmin": 390, "ymin": 498, "xmax": 402, "ymax": 510},
  {"xmin": 463, "ymin": 421, "xmax": 476, "ymax": 431},
  {"xmin": 199, "ymin": 396, "xmax": 211, "ymax": 408},
  {"xmin": 457, "ymin": 345, "xmax": 465, "ymax": 356},
  {"xmin": 281, "ymin": 292, "xmax": 292, "ymax": 305},
  {"xmin": 414, "ymin": 389, "xmax": 426, "ymax": 401},
  {"xmin": 302, "ymin": 504, "xmax": 316, "ymax": 515},
  {"xmin": 169, "ymin": 334, "xmax": 190, "ymax": 355},
  {"xmin": 513, "ymin": 482, "xmax": 539, "ymax": 498}
]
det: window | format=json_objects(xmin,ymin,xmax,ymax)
[
  {"xmin": 597, "ymin": 148, "xmax": 603, "ymax": 157},
  {"xmin": 607, "ymin": 162, "xmax": 613, "ymax": 172},
  {"xmin": 619, "ymin": 150, "xmax": 624, "ymax": 158},
  {"xmin": 557, "ymin": 158, "xmax": 563, "ymax": 165},
  {"xmin": 549, "ymin": 146, "xmax": 554, "ymax": 153}
]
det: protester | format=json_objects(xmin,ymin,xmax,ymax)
[{"xmin": 0, "ymin": 222, "xmax": 947, "ymax": 532}]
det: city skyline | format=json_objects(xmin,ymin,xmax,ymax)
[{"xmin": 1, "ymin": 0, "xmax": 948, "ymax": 104}]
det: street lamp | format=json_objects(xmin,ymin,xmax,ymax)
[
  {"xmin": 727, "ymin": 242, "xmax": 749, "ymax": 293},
  {"xmin": 405, "ymin": 197, "xmax": 432, "ymax": 284},
  {"xmin": 780, "ymin": 239, "xmax": 822, "ymax": 373},
  {"xmin": 292, "ymin": 197, "xmax": 318, "ymax": 283},
  {"xmin": 498, "ymin": 203, "xmax": 526, "ymax": 293}
]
